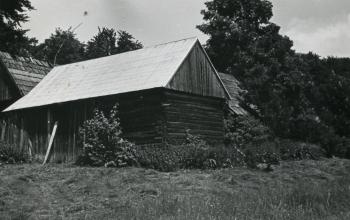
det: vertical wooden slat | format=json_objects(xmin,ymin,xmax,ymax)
[{"xmin": 43, "ymin": 121, "xmax": 58, "ymax": 165}]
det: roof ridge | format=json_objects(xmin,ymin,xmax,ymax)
[{"xmin": 144, "ymin": 36, "xmax": 198, "ymax": 49}]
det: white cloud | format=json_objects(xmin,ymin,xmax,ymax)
[{"xmin": 282, "ymin": 14, "xmax": 350, "ymax": 57}]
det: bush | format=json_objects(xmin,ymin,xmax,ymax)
[
  {"xmin": 134, "ymin": 144, "xmax": 182, "ymax": 172},
  {"xmin": 278, "ymin": 139, "xmax": 326, "ymax": 161},
  {"xmin": 224, "ymin": 114, "xmax": 272, "ymax": 148},
  {"xmin": 225, "ymin": 114, "xmax": 280, "ymax": 168},
  {"xmin": 324, "ymin": 135, "xmax": 350, "ymax": 159},
  {"xmin": 135, "ymin": 131, "xmax": 246, "ymax": 171},
  {"xmin": 77, "ymin": 105, "xmax": 137, "ymax": 167},
  {"xmin": 0, "ymin": 141, "xmax": 28, "ymax": 164},
  {"xmin": 224, "ymin": 113, "xmax": 328, "ymax": 168},
  {"xmin": 243, "ymin": 141, "xmax": 281, "ymax": 168}
]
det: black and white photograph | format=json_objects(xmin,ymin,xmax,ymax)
[{"xmin": 0, "ymin": 0, "xmax": 349, "ymax": 219}]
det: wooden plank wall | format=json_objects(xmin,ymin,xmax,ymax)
[
  {"xmin": 162, "ymin": 89, "xmax": 225, "ymax": 145},
  {"xmin": 166, "ymin": 42, "xmax": 227, "ymax": 99},
  {"xmin": 0, "ymin": 90, "xmax": 166, "ymax": 162},
  {"xmin": 0, "ymin": 89, "xmax": 225, "ymax": 162}
]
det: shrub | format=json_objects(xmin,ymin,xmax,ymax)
[
  {"xmin": 224, "ymin": 114, "xmax": 280, "ymax": 168},
  {"xmin": 278, "ymin": 139, "xmax": 326, "ymax": 161},
  {"xmin": 77, "ymin": 104, "xmax": 137, "ymax": 167},
  {"xmin": 242, "ymin": 141, "xmax": 281, "ymax": 168},
  {"xmin": 134, "ymin": 131, "xmax": 246, "ymax": 171},
  {"xmin": 224, "ymin": 113, "xmax": 328, "ymax": 168},
  {"xmin": 0, "ymin": 141, "xmax": 28, "ymax": 164},
  {"xmin": 325, "ymin": 135, "xmax": 350, "ymax": 159},
  {"xmin": 224, "ymin": 114, "xmax": 272, "ymax": 148},
  {"xmin": 134, "ymin": 144, "xmax": 182, "ymax": 172}
]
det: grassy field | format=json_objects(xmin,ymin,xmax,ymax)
[{"xmin": 0, "ymin": 159, "xmax": 349, "ymax": 220}]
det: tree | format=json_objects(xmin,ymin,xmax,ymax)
[
  {"xmin": 32, "ymin": 28, "xmax": 85, "ymax": 65},
  {"xmin": 85, "ymin": 28, "xmax": 143, "ymax": 60},
  {"xmin": 198, "ymin": 0, "xmax": 350, "ymax": 158},
  {"xmin": 0, "ymin": 0, "xmax": 37, "ymax": 55},
  {"xmin": 116, "ymin": 30, "xmax": 143, "ymax": 54},
  {"xmin": 85, "ymin": 27, "xmax": 117, "ymax": 59},
  {"xmin": 197, "ymin": 0, "xmax": 302, "ymax": 135}
]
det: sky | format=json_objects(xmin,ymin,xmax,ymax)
[{"xmin": 23, "ymin": 0, "xmax": 350, "ymax": 57}]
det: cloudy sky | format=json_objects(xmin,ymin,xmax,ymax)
[{"xmin": 24, "ymin": 0, "xmax": 350, "ymax": 57}]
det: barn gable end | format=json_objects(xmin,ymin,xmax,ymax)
[{"xmin": 166, "ymin": 42, "xmax": 227, "ymax": 99}]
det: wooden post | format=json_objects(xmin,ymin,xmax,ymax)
[
  {"xmin": 42, "ymin": 121, "xmax": 58, "ymax": 165},
  {"xmin": 28, "ymin": 138, "xmax": 33, "ymax": 161}
]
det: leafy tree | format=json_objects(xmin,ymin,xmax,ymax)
[
  {"xmin": 32, "ymin": 28, "xmax": 85, "ymax": 65},
  {"xmin": 198, "ymin": 0, "xmax": 350, "ymax": 157},
  {"xmin": 197, "ymin": 0, "xmax": 303, "ymax": 136},
  {"xmin": 0, "ymin": 0, "xmax": 37, "ymax": 55},
  {"xmin": 85, "ymin": 27, "xmax": 142, "ymax": 59},
  {"xmin": 85, "ymin": 27, "xmax": 117, "ymax": 59},
  {"xmin": 116, "ymin": 30, "xmax": 143, "ymax": 54},
  {"xmin": 85, "ymin": 28, "xmax": 143, "ymax": 60}
]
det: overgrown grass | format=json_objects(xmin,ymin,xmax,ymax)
[{"xmin": 0, "ymin": 159, "xmax": 349, "ymax": 219}]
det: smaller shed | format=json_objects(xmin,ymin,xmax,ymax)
[{"xmin": 0, "ymin": 51, "xmax": 52, "ymax": 111}]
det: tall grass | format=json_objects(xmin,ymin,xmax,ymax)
[
  {"xmin": 0, "ymin": 160, "xmax": 349, "ymax": 220},
  {"xmin": 113, "ymin": 176, "xmax": 350, "ymax": 220}
]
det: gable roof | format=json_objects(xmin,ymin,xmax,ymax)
[
  {"xmin": 4, "ymin": 38, "xmax": 229, "ymax": 112},
  {"xmin": 0, "ymin": 51, "xmax": 52, "ymax": 96},
  {"xmin": 218, "ymin": 72, "xmax": 248, "ymax": 115}
]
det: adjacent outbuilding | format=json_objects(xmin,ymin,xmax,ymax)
[
  {"xmin": 0, "ymin": 51, "xmax": 52, "ymax": 111},
  {"xmin": 1, "ymin": 38, "xmax": 232, "ymax": 162}
]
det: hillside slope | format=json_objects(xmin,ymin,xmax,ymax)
[{"xmin": 0, "ymin": 159, "xmax": 349, "ymax": 220}]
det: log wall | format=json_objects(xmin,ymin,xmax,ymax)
[{"xmin": 162, "ymin": 90, "xmax": 225, "ymax": 144}]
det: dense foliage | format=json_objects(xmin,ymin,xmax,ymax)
[
  {"xmin": 0, "ymin": 0, "xmax": 37, "ymax": 56},
  {"xmin": 135, "ymin": 132, "xmax": 246, "ymax": 172},
  {"xmin": 85, "ymin": 27, "xmax": 142, "ymax": 60},
  {"xmin": 31, "ymin": 27, "xmax": 143, "ymax": 65},
  {"xmin": 77, "ymin": 105, "xmax": 138, "ymax": 167},
  {"xmin": 198, "ymin": 0, "xmax": 350, "ymax": 158},
  {"xmin": 224, "ymin": 114, "xmax": 326, "ymax": 168},
  {"xmin": 31, "ymin": 28, "xmax": 86, "ymax": 65}
]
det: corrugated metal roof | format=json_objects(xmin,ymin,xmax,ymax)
[
  {"xmin": 5, "ymin": 38, "xmax": 199, "ymax": 112},
  {"xmin": 218, "ymin": 72, "xmax": 248, "ymax": 115},
  {"xmin": 0, "ymin": 51, "xmax": 52, "ymax": 95}
]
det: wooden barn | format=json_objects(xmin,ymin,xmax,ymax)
[
  {"xmin": 0, "ymin": 51, "xmax": 52, "ymax": 112},
  {"xmin": 1, "ymin": 38, "xmax": 231, "ymax": 162}
]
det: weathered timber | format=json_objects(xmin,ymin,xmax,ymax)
[
  {"xmin": 162, "ymin": 89, "xmax": 225, "ymax": 144},
  {"xmin": 167, "ymin": 43, "xmax": 227, "ymax": 99},
  {"xmin": 43, "ymin": 121, "xmax": 58, "ymax": 165}
]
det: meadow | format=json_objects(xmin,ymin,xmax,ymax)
[{"xmin": 0, "ymin": 158, "xmax": 349, "ymax": 220}]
